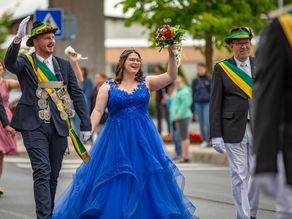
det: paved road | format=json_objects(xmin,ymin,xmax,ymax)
[{"xmin": 0, "ymin": 155, "xmax": 276, "ymax": 219}]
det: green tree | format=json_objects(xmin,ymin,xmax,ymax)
[
  {"xmin": 118, "ymin": 0, "xmax": 280, "ymax": 72},
  {"xmin": 0, "ymin": 11, "xmax": 13, "ymax": 60}
]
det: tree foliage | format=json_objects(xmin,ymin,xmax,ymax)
[
  {"xmin": 117, "ymin": 0, "xmax": 285, "ymax": 71},
  {"xmin": 0, "ymin": 11, "xmax": 13, "ymax": 60}
]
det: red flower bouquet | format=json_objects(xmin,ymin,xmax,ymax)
[{"xmin": 153, "ymin": 25, "xmax": 185, "ymax": 67}]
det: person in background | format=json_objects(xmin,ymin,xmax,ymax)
[
  {"xmin": 171, "ymin": 75, "xmax": 193, "ymax": 163},
  {"xmin": 209, "ymin": 27, "xmax": 259, "ymax": 219},
  {"xmin": 154, "ymin": 65, "xmax": 170, "ymax": 134},
  {"xmin": 90, "ymin": 72, "xmax": 107, "ymax": 114},
  {"xmin": 81, "ymin": 66, "xmax": 93, "ymax": 110},
  {"xmin": 67, "ymin": 52, "xmax": 84, "ymax": 85},
  {"xmin": 64, "ymin": 45, "xmax": 87, "ymax": 86},
  {"xmin": 253, "ymin": 11, "xmax": 292, "ymax": 219},
  {"xmin": 0, "ymin": 60, "xmax": 19, "ymax": 197},
  {"xmin": 0, "ymin": 96, "xmax": 15, "ymax": 138},
  {"xmin": 90, "ymin": 72, "xmax": 108, "ymax": 139},
  {"xmin": 165, "ymin": 83, "xmax": 181, "ymax": 161},
  {"xmin": 191, "ymin": 62, "xmax": 211, "ymax": 148}
]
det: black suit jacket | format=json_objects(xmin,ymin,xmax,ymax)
[
  {"xmin": 4, "ymin": 42, "xmax": 91, "ymax": 136},
  {"xmin": 209, "ymin": 57, "xmax": 255, "ymax": 143},
  {"xmin": 0, "ymin": 96, "xmax": 9, "ymax": 128},
  {"xmin": 253, "ymin": 15, "xmax": 292, "ymax": 185}
]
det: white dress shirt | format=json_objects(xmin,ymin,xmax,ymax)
[
  {"xmin": 234, "ymin": 57, "xmax": 252, "ymax": 77},
  {"xmin": 36, "ymin": 54, "xmax": 55, "ymax": 75}
]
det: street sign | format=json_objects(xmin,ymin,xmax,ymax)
[{"xmin": 35, "ymin": 9, "xmax": 63, "ymax": 39}]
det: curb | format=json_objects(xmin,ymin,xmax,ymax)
[
  {"xmin": 14, "ymin": 138, "xmax": 228, "ymax": 165},
  {"xmin": 165, "ymin": 144, "xmax": 228, "ymax": 165}
]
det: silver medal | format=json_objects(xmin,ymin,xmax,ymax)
[
  {"xmin": 66, "ymin": 109, "xmax": 76, "ymax": 118},
  {"xmin": 38, "ymin": 110, "xmax": 45, "ymax": 120},
  {"xmin": 38, "ymin": 99, "xmax": 47, "ymax": 109},
  {"xmin": 56, "ymin": 86, "xmax": 67, "ymax": 99},
  {"xmin": 36, "ymin": 88, "xmax": 43, "ymax": 98},
  {"xmin": 60, "ymin": 111, "xmax": 68, "ymax": 120},
  {"xmin": 40, "ymin": 90, "xmax": 48, "ymax": 99},
  {"xmin": 50, "ymin": 92, "xmax": 59, "ymax": 103},
  {"xmin": 62, "ymin": 95, "xmax": 72, "ymax": 105},
  {"xmin": 44, "ymin": 110, "xmax": 51, "ymax": 120}
]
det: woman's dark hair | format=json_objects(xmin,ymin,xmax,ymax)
[
  {"xmin": 81, "ymin": 66, "xmax": 89, "ymax": 77},
  {"xmin": 114, "ymin": 49, "xmax": 143, "ymax": 84}
]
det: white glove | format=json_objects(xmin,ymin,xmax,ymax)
[
  {"xmin": 64, "ymin": 46, "xmax": 88, "ymax": 60},
  {"xmin": 80, "ymin": 131, "xmax": 92, "ymax": 142},
  {"xmin": 211, "ymin": 137, "xmax": 225, "ymax": 154},
  {"xmin": 16, "ymin": 16, "xmax": 30, "ymax": 38}
]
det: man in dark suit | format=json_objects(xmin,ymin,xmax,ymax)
[
  {"xmin": 209, "ymin": 27, "xmax": 259, "ymax": 219},
  {"xmin": 253, "ymin": 11, "xmax": 292, "ymax": 218},
  {"xmin": 4, "ymin": 16, "xmax": 91, "ymax": 219},
  {"xmin": 0, "ymin": 96, "xmax": 15, "ymax": 136}
]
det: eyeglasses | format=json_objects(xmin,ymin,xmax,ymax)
[
  {"xmin": 232, "ymin": 41, "xmax": 250, "ymax": 47},
  {"xmin": 128, "ymin": 58, "xmax": 143, "ymax": 63}
]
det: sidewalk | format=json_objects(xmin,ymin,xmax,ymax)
[{"xmin": 15, "ymin": 136, "xmax": 228, "ymax": 165}]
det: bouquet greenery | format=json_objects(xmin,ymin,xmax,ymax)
[{"xmin": 153, "ymin": 25, "xmax": 185, "ymax": 67}]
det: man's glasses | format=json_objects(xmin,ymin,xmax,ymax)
[
  {"xmin": 232, "ymin": 41, "xmax": 250, "ymax": 47},
  {"xmin": 128, "ymin": 58, "xmax": 143, "ymax": 63}
]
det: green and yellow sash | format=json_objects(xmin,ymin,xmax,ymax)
[
  {"xmin": 218, "ymin": 60, "xmax": 253, "ymax": 98},
  {"xmin": 26, "ymin": 54, "xmax": 91, "ymax": 162},
  {"xmin": 278, "ymin": 12, "xmax": 292, "ymax": 47}
]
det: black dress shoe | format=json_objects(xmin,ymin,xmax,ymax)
[
  {"xmin": 0, "ymin": 186, "xmax": 4, "ymax": 196},
  {"xmin": 251, "ymin": 217, "xmax": 256, "ymax": 219}
]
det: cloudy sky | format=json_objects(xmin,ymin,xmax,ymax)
[{"xmin": 0, "ymin": 0, "xmax": 127, "ymax": 19}]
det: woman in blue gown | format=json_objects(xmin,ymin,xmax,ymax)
[{"xmin": 53, "ymin": 46, "xmax": 199, "ymax": 219}]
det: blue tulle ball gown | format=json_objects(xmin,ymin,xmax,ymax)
[{"xmin": 53, "ymin": 78, "xmax": 199, "ymax": 219}]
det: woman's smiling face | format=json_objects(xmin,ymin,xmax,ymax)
[{"xmin": 124, "ymin": 52, "xmax": 142, "ymax": 75}]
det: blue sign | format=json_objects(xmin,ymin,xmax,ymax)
[{"xmin": 35, "ymin": 9, "xmax": 63, "ymax": 39}]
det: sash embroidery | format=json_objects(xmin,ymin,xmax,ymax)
[
  {"xmin": 26, "ymin": 54, "xmax": 91, "ymax": 162},
  {"xmin": 218, "ymin": 60, "xmax": 253, "ymax": 98}
]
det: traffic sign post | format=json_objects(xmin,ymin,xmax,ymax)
[{"xmin": 35, "ymin": 9, "xmax": 64, "ymax": 39}]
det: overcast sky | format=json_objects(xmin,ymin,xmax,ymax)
[{"xmin": 0, "ymin": 0, "xmax": 128, "ymax": 19}]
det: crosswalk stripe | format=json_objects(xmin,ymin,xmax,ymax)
[
  {"xmin": 4, "ymin": 157, "xmax": 82, "ymax": 164},
  {"xmin": 5, "ymin": 156, "xmax": 228, "ymax": 172}
]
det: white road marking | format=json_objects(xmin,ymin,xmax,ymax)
[{"xmin": 5, "ymin": 156, "xmax": 228, "ymax": 173}]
